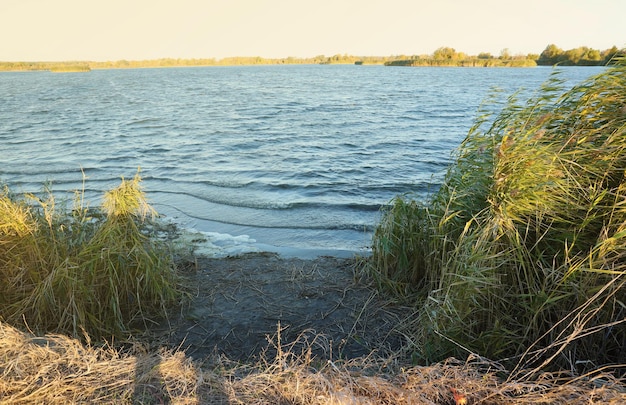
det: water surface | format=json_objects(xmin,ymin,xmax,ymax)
[{"xmin": 0, "ymin": 65, "xmax": 604, "ymax": 256}]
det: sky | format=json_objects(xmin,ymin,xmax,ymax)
[{"xmin": 1, "ymin": 0, "xmax": 624, "ymax": 61}]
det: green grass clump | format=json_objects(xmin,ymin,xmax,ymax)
[
  {"xmin": 371, "ymin": 57, "xmax": 626, "ymax": 371},
  {"xmin": 0, "ymin": 172, "xmax": 181, "ymax": 340}
]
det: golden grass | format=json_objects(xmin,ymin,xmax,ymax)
[
  {"xmin": 0, "ymin": 322, "xmax": 197, "ymax": 404},
  {"xmin": 1, "ymin": 322, "xmax": 624, "ymax": 404},
  {"xmin": 0, "ymin": 172, "xmax": 183, "ymax": 340}
]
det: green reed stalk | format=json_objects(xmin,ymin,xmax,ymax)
[
  {"xmin": 0, "ymin": 172, "xmax": 182, "ymax": 340},
  {"xmin": 370, "ymin": 57, "xmax": 626, "ymax": 371}
]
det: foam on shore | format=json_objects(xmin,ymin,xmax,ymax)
[{"xmin": 169, "ymin": 227, "xmax": 369, "ymax": 259}]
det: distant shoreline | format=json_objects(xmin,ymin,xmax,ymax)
[
  {"xmin": 0, "ymin": 59, "xmax": 539, "ymax": 72},
  {"xmin": 0, "ymin": 58, "xmax": 611, "ymax": 73},
  {"xmin": 2, "ymin": 45, "xmax": 621, "ymax": 72},
  {"xmin": 0, "ymin": 57, "xmax": 538, "ymax": 72}
]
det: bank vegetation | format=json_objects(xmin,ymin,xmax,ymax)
[{"xmin": 371, "ymin": 57, "xmax": 626, "ymax": 377}]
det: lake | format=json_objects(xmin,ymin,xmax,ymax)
[{"xmin": 0, "ymin": 65, "xmax": 604, "ymax": 257}]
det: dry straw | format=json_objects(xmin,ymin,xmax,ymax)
[{"xmin": 1, "ymin": 322, "xmax": 625, "ymax": 404}]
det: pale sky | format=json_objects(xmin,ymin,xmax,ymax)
[{"xmin": 1, "ymin": 0, "xmax": 624, "ymax": 61}]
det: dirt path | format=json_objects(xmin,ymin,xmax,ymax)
[{"xmin": 155, "ymin": 253, "xmax": 407, "ymax": 362}]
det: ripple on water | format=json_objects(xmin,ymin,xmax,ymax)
[{"xmin": 0, "ymin": 65, "xmax": 605, "ymax": 254}]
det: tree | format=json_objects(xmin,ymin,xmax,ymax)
[
  {"xmin": 602, "ymin": 46, "xmax": 620, "ymax": 64},
  {"xmin": 562, "ymin": 47, "xmax": 585, "ymax": 65},
  {"xmin": 538, "ymin": 44, "xmax": 563, "ymax": 65},
  {"xmin": 579, "ymin": 48, "xmax": 602, "ymax": 65},
  {"xmin": 433, "ymin": 47, "xmax": 458, "ymax": 60}
]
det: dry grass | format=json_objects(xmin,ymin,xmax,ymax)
[
  {"xmin": 1, "ymin": 321, "xmax": 624, "ymax": 404},
  {"xmin": 0, "ymin": 322, "xmax": 198, "ymax": 404}
]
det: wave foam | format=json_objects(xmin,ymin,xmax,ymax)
[{"xmin": 171, "ymin": 228, "xmax": 260, "ymax": 258}]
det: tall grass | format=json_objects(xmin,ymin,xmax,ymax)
[
  {"xmin": 370, "ymin": 57, "xmax": 626, "ymax": 371},
  {"xmin": 0, "ymin": 172, "xmax": 181, "ymax": 340}
]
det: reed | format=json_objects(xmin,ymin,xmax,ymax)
[
  {"xmin": 370, "ymin": 57, "xmax": 626, "ymax": 371},
  {"xmin": 0, "ymin": 172, "xmax": 182, "ymax": 340}
]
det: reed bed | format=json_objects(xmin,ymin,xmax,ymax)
[
  {"xmin": 370, "ymin": 58, "xmax": 626, "ymax": 371},
  {"xmin": 1, "ymin": 321, "xmax": 624, "ymax": 404},
  {"xmin": 0, "ymin": 172, "xmax": 182, "ymax": 340}
]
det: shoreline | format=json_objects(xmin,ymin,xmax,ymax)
[
  {"xmin": 169, "ymin": 225, "xmax": 371, "ymax": 260},
  {"xmin": 254, "ymin": 243, "xmax": 370, "ymax": 259},
  {"xmin": 0, "ymin": 60, "xmax": 542, "ymax": 73}
]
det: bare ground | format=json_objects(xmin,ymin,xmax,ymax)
[{"xmin": 153, "ymin": 252, "xmax": 408, "ymax": 363}]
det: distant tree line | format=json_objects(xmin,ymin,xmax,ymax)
[
  {"xmin": 385, "ymin": 47, "xmax": 538, "ymax": 67},
  {"xmin": 0, "ymin": 55, "xmax": 410, "ymax": 71},
  {"xmin": 0, "ymin": 45, "xmax": 622, "ymax": 72},
  {"xmin": 0, "ymin": 61, "xmax": 92, "ymax": 72},
  {"xmin": 537, "ymin": 44, "xmax": 623, "ymax": 66},
  {"xmin": 88, "ymin": 54, "xmax": 410, "ymax": 67},
  {"xmin": 0, "ymin": 55, "xmax": 394, "ymax": 71}
]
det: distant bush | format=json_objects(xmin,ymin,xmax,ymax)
[
  {"xmin": 0, "ymin": 172, "xmax": 182, "ymax": 340},
  {"xmin": 370, "ymin": 59, "xmax": 626, "ymax": 372},
  {"xmin": 385, "ymin": 58, "xmax": 536, "ymax": 67},
  {"xmin": 537, "ymin": 44, "xmax": 623, "ymax": 66}
]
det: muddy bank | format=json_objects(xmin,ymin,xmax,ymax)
[{"xmin": 155, "ymin": 253, "xmax": 407, "ymax": 362}]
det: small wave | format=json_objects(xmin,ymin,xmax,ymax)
[
  {"xmin": 283, "ymin": 201, "xmax": 383, "ymax": 212},
  {"xmin": 187, "ymin": 179, "xmax": 252, "ymax": 189},
  {"xmin": 126, "ymin": 117, "xmax": 162, "ymax": 126},
  {"xmin": 159, "ymin": 188, "xmax": 383, "ymax": 212},
  {"xmin": 142, "ymin": 147, "xmax": 172, "ymax": 155},
  {"xmin": 0, "ymin": 167, "xmax": 93, "ymax": 177},
  {"xmin": 181, "ymin": 211, "xmax": 375, "ymax": 232}
]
